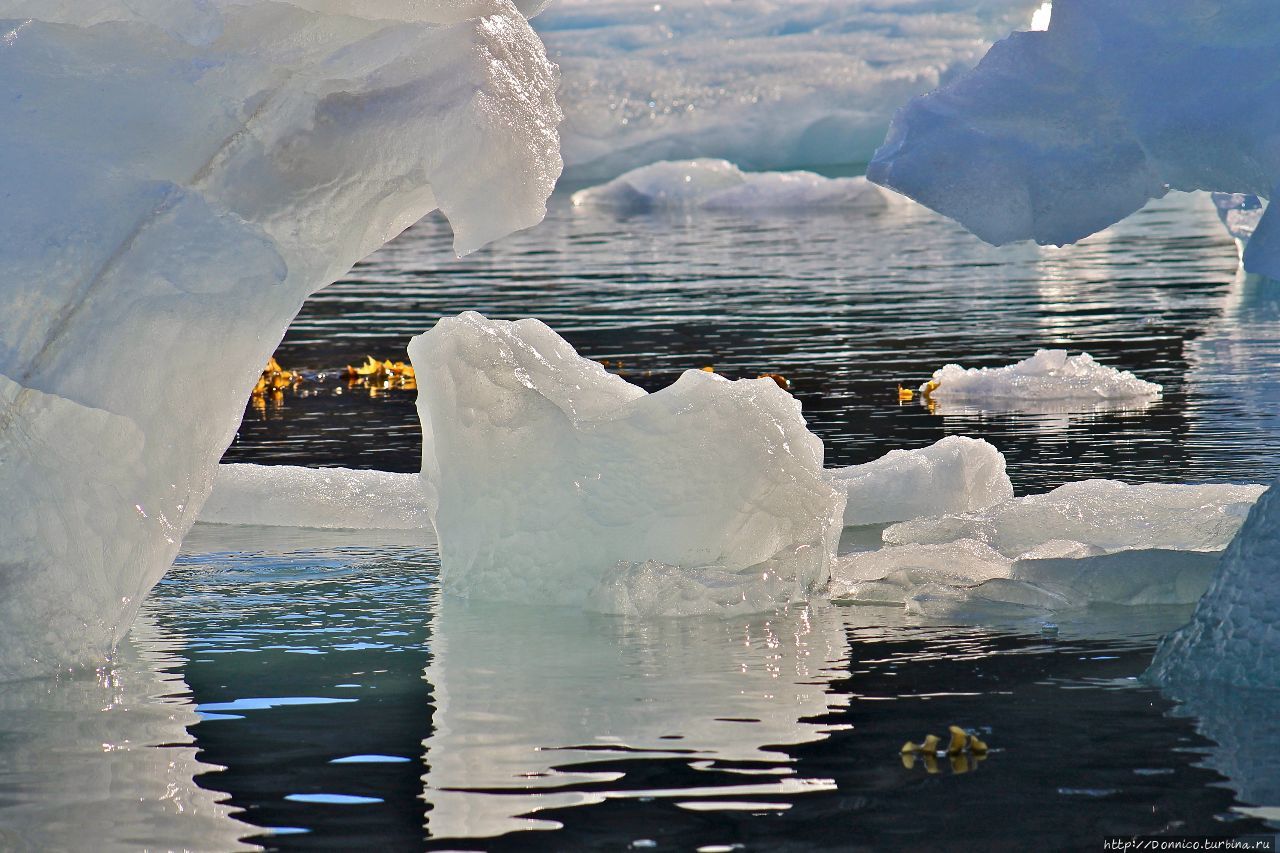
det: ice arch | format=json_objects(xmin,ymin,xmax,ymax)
[{"xmin": 0, "ymin": 1, "xmax": 561, "ymax": 679}]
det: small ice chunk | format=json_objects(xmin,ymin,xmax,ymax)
[
  {"xmin": 830, "ymin": 436, "xmax": 1012, "ymax": 527},
  {"xmin": 884, "ymin": 480, "xmax": 1263, "ymax": 557},
  {"xmin": 922, "ymin": 350, "xmax": 1162, "ymax": 404},
  {"xmin": 202, "ymin": 464, "xmax": 431, "ymax": 531},
  {"xmin": 828, "ymin": 539, "xmax": 1010, "ymax": 605},
  {"xmin": 571, "ymin": 159, "xmax": 898, "ymax": 213},
  {"xmin": 408, "ymin": 312, "xmax": 844, "ymax": 614}
]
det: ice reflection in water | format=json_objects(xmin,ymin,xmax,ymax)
[{"xmin": 422, "ymin": 599, "xmax": 850, "ymax": 838}]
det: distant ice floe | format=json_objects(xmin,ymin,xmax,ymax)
[
  {"xmin": 831, "ymin": 436, "xmax": 1012, "ymax": 527},
  {"xmin": 832, "ymin": 480, "xmax": 1264, "ymax": 613},
  {"xmin": 203, "ymin": 464, "xmax": 429, "ymax": 530},
  {"xmin": 920, "ymin": 350, "xmax": 1163, "ymax": 413},
  {"xmin": 571, "ymin": 158, "xmax": 901, "ymax": 213},
  {"xmin": 537, "ymin": 0, "xmax": 1042, "ymax": 182},
  {"xmin": 408, "ymin": 312, "xmax": 844, "ymax": 616},
  {"xmin": 867, "ymin": 0, "xmax": 1280, "ymax": 277}
]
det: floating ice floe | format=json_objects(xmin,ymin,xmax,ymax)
[
  {"xmin": 571, "ymin": 159, "xmax": 900, "ymax": 213},
  {"xmin": 203, "ymin": 464, "xmax": 430, "ymax": 531},
  {"xmin": 831, "ymin": 480, "xmax": 1264, "ymax": 613},
  {"xmin": 831, "ymin": 436, "xmax": 1013, "ymax": 527},
  {"xmin": 867, "ymin": 0, "xmax": 1280, "ymax": 277},
  {"xmin": 920, "ymin": 350, "xmax": 1162, "ymax": 412},
  {"xmin": 537, "ymin": 0, "xmax": 1040, "ymax": 182},
  {"xmin": 0, "ymin": 1, "xmax": 560, "ymax": 678},
  {"xmin": 408, "ymin": 312, "xmax": 844, "ymax": 616}
]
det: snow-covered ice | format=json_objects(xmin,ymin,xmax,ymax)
[
  {"xmin": 920, "ymin": 350, "xmax": 1162, "ymax": 409},
  {"xmin": 0, "ymin": 1, "xmax": 559, "ymax": 677},
  {"xmin": 537, "ymin": 0, "xmax": 1044, "ymax": 182},
  {"xmin": 202, "ymin": 464, "xmax": 430, "ymax": 531},
  {"xmin": 831, "ymin": 436, "xmax": 1012, "ymax": 527},
  {"xmin": 408, "ymin": 312, "xmax": 844, "ymax": 616},
  {"xmin": 867, "ymin": 0, "xmax": 1280, "ymax": 277},
  {"xmin": 571, "ymin": 159, "xmax": 900, "ymax": 213}
]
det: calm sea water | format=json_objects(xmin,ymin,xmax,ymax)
[{"xmin": 3, "ymin": 191, "xmax": 1278, "ymax": 851}]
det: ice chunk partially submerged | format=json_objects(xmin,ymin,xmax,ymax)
[
  {"xmin": 0, "ymin": 1, "xmax": 559, "ymax": 677},
  {"xmin": 921, "ymin": 350, "xmax": 1162, "ymax": 408},
  {"xmin": 831, "ymin": 436, "xmax": 1013, "ymax": 527},
  {"xmin": 571, "ymin": 159, "xmax": 900, "ymax": 213},
  {"xmin": 203, "ymin": 464, "xmax": 431, "ymax": 531},
  {"xmin": 408, "ymin": 312, "xmax": 844, "ymax": 615}
]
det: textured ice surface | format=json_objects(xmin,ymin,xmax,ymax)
[
  {"xmin": 537, "ymin": 0, "xmax": 1042, "ymax": 181},
  {"xmin": 922, "ymin": 350, "xmax": 1162, "ymax": 405},
  {"xmin": 1151, "ymin": 478, "xmax": 1280, "ymax": 690},
  {"xmin": 832, "ymin": 480, "xmax": 1263, "ymax": 613},
  {"xmin": 832, "ymin": 436, "xmax": 1012, "ymax": 527},
  {"xmin": 203, "ymin": 464, "xmax": 430, "ymax": 530},
  {"xmin": 0, "ymin": 1, "xmax": 559, "ymax": 677},
  {"xmin": 571, "ymin": 159, "xmax": 899, "ymax": 213},
  {"xmin": 867, "ymin": 0, "xmax": 1280, "ymax": 277},
  {"xmin": 408, "ymin": 312, "xmax": 844, "ymax": 615}
]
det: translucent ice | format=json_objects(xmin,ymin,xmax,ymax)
[
  {"xmin": 0, "ymin": 1, "xmax": 559, "ymax": 677},
  {"xmin": 1151, "ymin": 478, "xmax": 1280, "ymax": 690},
  {"xmin": 408, "ymin": 312, "xmax": 844, "ymax": 615},
  {"xmin": 867, "ymin": 0, "xmax": 1280, "ymax": 277},
  {"xmin": 537, "ymin": 0, "xmax": 1043, "ymax": 181},
  {"xmin": 831, "ymin": 436, "xmax": 1013, "ymax": 527},
  {"xmin": 571, "ymin": 159, "xmax": 900, "ymax": 213},
  {"xmin": 202, "ymin": 464, "xmax": 431, "ymax": 531},
  {"xmin": 921, "ymin": 350, "xmax": 1162, "ymax": 406}
]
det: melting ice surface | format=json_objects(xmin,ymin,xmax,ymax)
[
  {"xmin": 408, "ymin": 312, "xmax": 844, "ymax": 616},
  {"xmin": 0, "ymin": 0, "xmax": 560, "ymax": 677},
  {"xmin": 921, "ymin": 349, "xmax": 1163, "ymax": 411},
  {"xmin": 571, "ymin": 158, "xmax": 902, "ymax": 213}
]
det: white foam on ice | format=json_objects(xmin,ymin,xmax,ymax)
[
  {"xmin": 571, "ymin": 159, "xmax": 900, "ymax": 213},
  {"xmin": 867, "ymin": 0, "xmax": 1280, "ymax": 277},
  {"xmin": 0, "ymin": 1, "xmax": 559, "ymax": 677},
  {"xmin": 831, "ymin": 480, "xmax": 1264, "ymax": 614},
  {"xmin": 202, "ymin": 464, "xmax": 431, "ymax": 530},
  {"xmin": 408, "ymin": 312, "xmax": 844, "ymax": 616},
  {"xmin": 831, "ymin": 436, "xmax": 1013, "ymax": 527},
  {"xmin": 921, "ymin": 350, "xmax": 1162, "ymax": 406},
  {"xmin": 536, "ymin": 0, "xmax": 1044, "ymax": 182}
]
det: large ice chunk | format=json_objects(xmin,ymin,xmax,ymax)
[
  {"xmin": 921, "ymin": 350, "xmax": 1162, "ymax": 408},
  {"xmin": 831, "ymin": 436, "xmax": 1013, "ymax": 527},
  {"xmin": 202, "ymin": 464, "xmax": 431, "ymax": 530},
  {"xmin": 1150, "ymin": 477, "xmax": 1280, "ymax": 690},
  {"xmin": 571, "ymin": 159, "xmax": 900, "ymax": 213},
  {"xmin": 0, "ymin": 1, "xmax": 559, "ymax": 677},
  {"xmin": 537, "ymin": 0, "xmax": 1042, "ymax": 181},
  {"xmin": 867, "ymin": 0, "xmax": 1280, "ymax": 277},
  {"xmin": 408, "ymin": 312, "xmax": 845, "ymax": 615}
]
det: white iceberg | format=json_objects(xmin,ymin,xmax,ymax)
[
  {"xmin": 831, "ymin": 436, "xmax": 1013, "ymax": 527},
  {"xmin": 867, "ymin": 0, "xmax": 1280, "ymax": 278},
  {"xmin": 202, "ymin": 464, "xmax": 430, "ymax": 531},
  {"xmin": 408, "ymin": 312, "xmax": 845, "ymax": 615},
  {"xmin": 538, "ymin": 0, "xmax": 1042, "ymax": 181},
  {"xmin": 832, "ymin": 480, "xmax": 1264, "ymax": 613},
  {"xmin": 921, "ymin": 350, "xmax": 1162, "ymax": 407},
  {"xmin": 571, "ymin": 159, "xmax": 900, "ymax": 213},
  {"xmin": 0, "ymin": 1, "xmax": 560, "ymax": 678}
]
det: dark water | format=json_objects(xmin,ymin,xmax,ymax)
[{"xmin": 130, "ymin": 193, "xmax": 1280, "ymax": 849}]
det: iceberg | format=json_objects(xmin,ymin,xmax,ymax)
[
  {"xmin": 866, "ymin": 0, "xmax": 1280, "ymax": 278},
  {"xmin": 202, "ymin": 464, "xmax": 430, "ymax": 531},
  {"xmin": 833, "ymin": 480, "xmax": 1265, "ymax": 613},
  {"xmin": 0, "ymin": 1, "xmax": 560, "ymax": 678},
  {"xmin": 832, "ymin": 436, "xmax": 1012, "ymax": 527},
  {"xmin": 537, "ymin": 0, "xmax": 1044, "ymax": 181},
  {"xmin": 920, "ymin": 350, "xmax": 1162, "ymax": 408},
  {"xmin": 408, "ymin": 312, "xmax": 844, "ymax": 615},
  {"xmin": 571, "ymin": 159, "xmax": 900, "ymax": 213}
]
